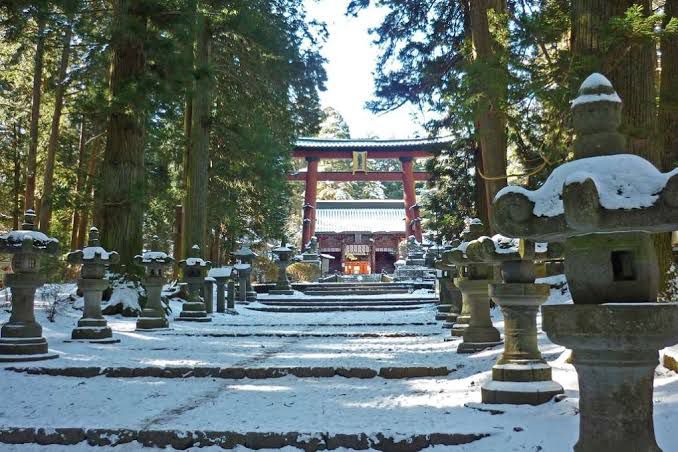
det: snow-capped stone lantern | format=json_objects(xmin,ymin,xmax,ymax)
[
  {"xmin": 134, "ymin": 235, "xmax": 174, "ymax": 330},
  {"xmin": 433, "ymin": 240, "xmax": 463, "ymax": 324},
  {"xmin": 66, "ymin": 227, "xmax": 120, "ymax": 343},
  {"xmin": 492, "ymin": 73, "xmax": 678, "ymax": 452},
  {"xmin": 176, "ymin": 244, "xmax": 212, "ymax": 322},
  {"xmin": 270, "ymin": 244, "xmax": 296, "ymax": 295},
  {"xmin": 465, "ymin": 236, "xmax": 563, "ymax": 405},
  {"xmin": 0, "ymin": 210, "xmax": 59, "ymax": 361},
  {"xmin": 207, "ymin": 266, "xmax": 234, "ymax": 313},
  {"xmin": 233, "ymin": 244, "xmax": 258, "ymax": 301},
  {"xmin": 442, "ymin": 219, "xmax": 502, "ymax": 352},
  {"xmin": 234, "ymin": 263, "xmax": 252, "ymax": 303}
]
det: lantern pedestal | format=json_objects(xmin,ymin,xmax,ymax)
[
  {"xmin": 543, "ymin": 304, "xmax": 678, "ymax": 452},
  {"xmin": 0, "ymin": 273, "xmax": 58, "ymax": 362}
]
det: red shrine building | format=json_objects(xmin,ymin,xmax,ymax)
[{"xmin": 289, "ymin": 137, "xmax": 451, "ymax": 274}]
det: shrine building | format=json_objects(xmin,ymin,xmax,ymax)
[{"xmin": 289, "ymin": 137, "xmax": 452, "ymax": 274}]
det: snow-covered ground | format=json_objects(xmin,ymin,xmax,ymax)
[{"xmin": 1, "ymin": 276, "xmax": 678, "ymax": 451}]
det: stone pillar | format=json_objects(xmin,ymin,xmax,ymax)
[
  {"xmin": 450, "ymin": 277, "xmax": 473, "ymax": 336},
  {"xmin": 204, "ymin": 277, "xmax": 215, "ymax": 314},
  {"xmin": 235, "ymin": 263, "xmax": 251, "ymax": 303},
  {"xmin": 227, "ymin": 280, "xmax": 235, "ymax": 309},
  {"xmin": 208, "ymin": 267, "xmax": 233, "ymax": 314},
  {"xmin": 302, "ymin": 157, "xmax": 319, "ymax": 246},
  {"xmin": 215, "ymin": 279, "xmax": 225, "ymax": 312},
  {"xmin": 455, "ymin": 277, "xmax": 502, "ymax": 353},
  {"xmin": 0, "ymin": 210, "xmax": 59, "ymax": 362},
  {"xmin": 177, "ymin": 244, "xmax": 212, "ymax": 322}
]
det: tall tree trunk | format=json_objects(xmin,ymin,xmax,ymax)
[
  {"xmin": 183, "ymin": 12, "xmax": 212, "ymax": 256},
  {"xmin": 660, "ymin": 0, "xmax": 678, "ymax": 172},
  {"xmin": 571, "ymin": 0, "xmax": 673, "ymax": 291},
  {"xmin": 70, "ymin": 119, "xmax": 87, "ymax": 250},
  {"xmin": 24, "ymin": 13, "xmax": 47, "ymax": 212},
  {"xmin": 39, "ymin": 25, "xmax": 73, "ymax": 232},
  {"xmin": 98, "ymin": 0, "xmax": 147, "ymax": 272},
  {"xmin": 177, "ymin": 0, "xmax": 198, "ymax": 264},
  {"xmin": 12, "ymin": 122, "xmax": 22, "ymax": 230},
  {"xmin": 468, "ymin": 0, "xmax": 508, "ymax": 232},
  {"xmin": 78, "ymin": 138, "xmax": 102, "ymax": 250}
]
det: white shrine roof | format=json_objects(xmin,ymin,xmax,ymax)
[{"xmin": 315, "ymin": 200, "xmax": 405, "ymax": 234}]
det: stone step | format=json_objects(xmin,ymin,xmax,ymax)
[
  {"xmin": 303, "ymin": 289, "xmax": 412, "ymax": 296},
  {"xmin": 5, "ymin": 365, "xmax": 455, "ymax": 380},
  {"xmin": 0, "ymin": 427, "xmax": 489, "ymax": 450},
  {"xmin": 178, "ymin": 322, "xmax": 438, "ymax": 327},
  {"xmin": 258, "ymin": 300, "xmax": 435, "ymax": 307},
  {"xmin": 246, "ymin": 305, "xmax": 429, "ymax": 313},
  {"xmin": 155, "ymin": 331, "xmax": 436, "ymax": 338}
]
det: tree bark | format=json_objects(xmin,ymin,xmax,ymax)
[
  {"xmin": 24, "ymin": 12, "xmax": 47, "ymax": 212},
  {"xmin": 70, "ymin": 119, "xmax": 87, "ymax": 251},
  {"xmin": 469, "ymin": 0, "xmax": 508, "ymax": 232},
  {"xmin": 78, "ymin": 138, "xmax": 102, "ymax": 250},
  {"xmin": 98, "ymin": 0, "xmax": 147, "ymax": 271},
  {"xmin": 12, "ymin": 122, "xmax": 22, "ymax": 230},
  {"xmin": 183, "ymin": 12, "xmax": 212, "ymax": 256},
  {"xmin": 660, "ymin": 0, "xmax": 678, "ymax": 172},
  {"xmin": 39, "ymin": 25, "xmax": 73, "ymax": 233},
  {"xmin": 571, "ymin": 0, "xmax": 673, "ymax": 291}
]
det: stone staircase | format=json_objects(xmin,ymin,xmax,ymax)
[{"xmin": 250, "ymin": 281, "xmax": 438, "ymax": 313}]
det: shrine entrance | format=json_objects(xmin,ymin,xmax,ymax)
[{"xmin": 289, "ymin": 137, "xmax": 450, "ymax": 273}]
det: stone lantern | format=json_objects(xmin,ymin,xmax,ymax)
[
  {"xmin": 0, "ymin": 210, "xmax": 59, "ymax": 361},
  {"xmin": 234, "ymin": 263, "xmax": 252, "ymax": 303},
  {"xmin": 442, "ymin": 220, "xmax": 502, "ymax": 355},
  {"xmin": 434, "ymin": 262, "xmax": 462, "ymax": 323},
  {"xmin": 233, "ymin": 244, "xmax": 257, "ymax": 301},
  {"xmin": 177, "ymin": 244, "xmax": 212, "ymax": 322},
  {"xmin": 134, "ymin": 235, "xmax": 173, "ymax": 330},
  {"xmin": 492, "ymin": 73, "xmax": 678, "ymax": 451},
  {"xmin": 270, "ymin": 244, "xmax": 295, "ymax": 295},
  {"xmin": 465, "ymin": 235, "xmax": 563, "ymax": 405},
  {"xmin": 207, "ymin": 266, "xmax": 234, "ymax": 313},
  {"xmin": 66, "ymin": 227, "xmax": 120, "ymax": 343}
]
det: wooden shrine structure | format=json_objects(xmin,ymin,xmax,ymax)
[{"xmin": 289, "ymin": 137, "xmax": 452, "ymax": 249}]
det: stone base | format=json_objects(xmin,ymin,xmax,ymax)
[
  {"xmin": 437, "ymin": 304, "xmax": 452, "ymax": 313},
  {"xmin": 451, "ymin": 323, "xmax": 468, "ymax": 336},
  {"xmin": 435, "ymin": 313, "xmax": 448, "ymax": 321},
  {"xmin": 481, "ymin": 380, "xmax": 564, "ymax": 405},
  {"xmin": 136, "ymin": 316, "xmax": 170, "ymax": 331},
  {"xmin": 269, "ymin": 290, "xmax": 295, "ymax": 296},
  {"xmin": 0, "ymin": 337, "xmax": 58, "ymax": 362},
  {"xmin": 176, "ymin": 301, "xmax": 212, "ymax": 322},
  {"xmin": 457, "ymin": 340, "xmax": 503, "ymax": 354},
  {"xmin": 71, "ymin": 318, "xmax": 116, "ymax": 342}
]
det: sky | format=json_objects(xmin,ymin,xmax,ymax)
[{"xmin": 304, "ymin": 0, "xmax": 427, "ymax": 139}]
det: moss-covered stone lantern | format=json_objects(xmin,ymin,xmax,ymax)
[
  {"xmin": 134, "ymin": 235, "xmax": 173, "ymax": 330},
  {"xmin": 270, "ymin": 244, "xmax": 295, "ymax": 295},
  {"xmin": 176, "ymin": 244, "xmax": 212, "ymax": 322},
  {"xmin": 442, "ymin": 219, "xmax": 502, "ymax": 353},
  {"xmin": 465, "ymin": 235, "xmax": 563, "ymax": 405},
  {"xmin": 0, "ymin": 210, "xmax": 59, "ymax": 361},
  {"xmin": 233, "ymin": 244, "xmax": 258, "ymax": 301},
  {"xmin": 66, "ymin": 227, "xmax": 120, "ymax": 342},
  {"xmin": 492, "ymin": 73, "xmax": 678, "ymax": 452}
]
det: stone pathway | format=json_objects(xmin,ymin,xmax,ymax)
[{"xmin": 2, "ymin": 288, "xmax": 678, "ymax": 451}]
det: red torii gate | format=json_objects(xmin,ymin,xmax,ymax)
[{"xmin": 289, "ymin": 137, "xmax": 452, "ymax": 246}]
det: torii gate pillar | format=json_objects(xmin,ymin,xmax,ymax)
[
  {"xmin": 400, "ymin": 156, "xmax": 423, "ymax": 242},
  {"xmin": 301, "ymin": 157, "xmax": 319, "ymax": 247}
]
